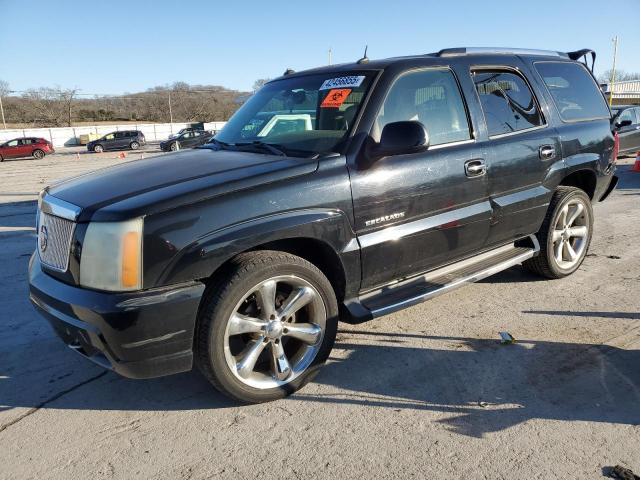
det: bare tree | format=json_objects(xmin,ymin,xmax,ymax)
[
  {"xmin": 0, "ymin": 79, "xmax": 9, "ymax": 96},
  {"xmin": 253, "ymin": 78, "xmax": 271, "ymax": 92},
  {"xmin": 20, "ymin": 87, "xmax": 78, "ymax": 126},
  {"xmin": 598, "ymin": 69, "xmax": 640, "ymax": 83}
]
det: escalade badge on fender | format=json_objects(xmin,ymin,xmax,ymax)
[
  {"xmin": 365, "ymin": 212, "xmax": 405, "ymax": 227},
  {"xmin": 39, "ymin": 225, "xmax": 48, "ymax": 253}
]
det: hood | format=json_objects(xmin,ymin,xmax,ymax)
[{"xmin": 48, "ymin": 148, "xmax": 318, "ymax": 222}]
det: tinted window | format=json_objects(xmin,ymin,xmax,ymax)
[
  {"xmin": 535, "ymin": 62, "xmax": 610, "ymax": 122},
  {"xmin": 115, "ymin": 132, "xmax": 126, "ymax": 139},
  {"xmin": 375, "ymin": 68, "xmax": 471, "ymax": 146},
  {"xmin": 473, "ymin": 70, "xmax": 543, "ymax": 136},
  {"xmin": 7, "ymin": 140, "xmax": 19, "ymax": 147}
]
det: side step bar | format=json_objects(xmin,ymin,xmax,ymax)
[{"xmin": 343, "ymin": 235, "xmax": 539, "ymax": 323}]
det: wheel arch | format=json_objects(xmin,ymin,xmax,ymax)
[
  {"xmin": 559, "ymin": 169, "xmax": 597, "ymax": 199},
  {"xmin": 153, "ymin": 209, "xmax": 361, "ymax": 302},
  {"xmin": 207, "ymin": 237, "xmax": 348, "ymax": 303}
]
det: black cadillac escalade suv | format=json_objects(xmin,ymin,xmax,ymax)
[{"xmin": 30, "ymin": 47, "xmax": 619, "ymax": 403}]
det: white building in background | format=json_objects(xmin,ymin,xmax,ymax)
[{"xmin": 600, "ymin": 80, "xmax": 640, "ymax": 105}]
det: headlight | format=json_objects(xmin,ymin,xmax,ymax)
[{"xmin": 80, "ymin": 218, "xmax": 143, "ymax": 291}]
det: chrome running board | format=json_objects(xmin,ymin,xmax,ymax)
[{"xmin": 344, "ymin": 235, "xmax": 539, "ymax": 322}]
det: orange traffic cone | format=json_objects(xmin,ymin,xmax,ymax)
[
  {"xmin": 118, "ymin": 152, "xmax": 127, "ymax": 160},
  {"xmin": 633, "ymin": 152, "xmax": 640, "ymax": 173}
]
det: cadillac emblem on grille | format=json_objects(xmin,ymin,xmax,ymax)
[{"xmin": 39, "ymin": 225, "xmax": 48, "ymax": 253}]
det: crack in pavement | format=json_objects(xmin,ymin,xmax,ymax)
[{"xmin": 0, "ymin": 371, "xmax": 109, "ymax": 433}]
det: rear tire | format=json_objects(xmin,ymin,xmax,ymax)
[
  {"xmin": 130, "ymin": 141, "xmax": 140, "ymax": 150},
  {"xmin": 32, "ymin": 149, "xmax": 45, "ymax": 159},
  {"xmin": 93, "ymin": 144, "xmax": 104, "ymax": 153},
  {"xmin": 524, "ymin": 186, "xmax": 593, "ymax": 279},
  {"xmin": 195, "ymin": 251, "xmax": 338, "ymax": 403}
]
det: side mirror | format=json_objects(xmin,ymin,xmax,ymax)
[
  {"xmin": 615, "ymin": 119, "xmax": 632, "ymax": 129},
  {"xmin": 369, "ymin": 121, "xmax": 430, "ymax": 161}
]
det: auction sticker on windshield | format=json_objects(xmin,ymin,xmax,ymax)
[
  {"xmin": 319, "ymin": 75, "xmax": 365, "ymax": 90},
  {"xmin": 321, "ymin": 89, "xmax": 351, "ymax": 108}
]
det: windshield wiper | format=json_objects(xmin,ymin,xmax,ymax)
[
  {"xmin": 233, "ymin": 141, "xmax": 287, "ymax": 157},
  {"xmin": 201, "ymin": 138, "xmax": 232, "ymax": 150}
]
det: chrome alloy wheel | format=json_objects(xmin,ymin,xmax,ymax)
[
  {"xmin": 551, "ymin": 198, "xmax": 589, "ymax": 270},
  {"xmin": 223, "ymin": 275, "xmax": 326, "ymax": 390}
]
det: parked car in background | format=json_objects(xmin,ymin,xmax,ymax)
[
  {"xmin": 168, "ymin": 123, "xmax": 205, "ymax": 139},
  {"xmin": 87, "ymin": 130, "xmax": 146, "ymax": 153},
  {"xmin": 0, "ymin": 137, "xmax": 54, "ymax": 161},
  {"xmin": 160, "ymin": 130, "xmax": 213, "ymax": 151},
  {"xmin": 611, "ymin": 105, "xmax": 640, "ymax": 154}
]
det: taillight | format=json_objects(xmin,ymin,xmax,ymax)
[{"xmin": 612, "ymin": 131, "xmax": 620, "ymax": 164}]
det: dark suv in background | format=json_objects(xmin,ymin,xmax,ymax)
[
  {"xmin": 160, "ymin": 130, "xmax": 213, "ymax": 151},
  {"xmin": 30, "ymin": 47, "xmax": 618, "ymax": 403},
  {"xmin": 87, "ymin": 130, "xmax": 146, "ymax": 153},
  {"xmin": 611, "ymin": 105, "xmax": 640, "ymax": 154}
]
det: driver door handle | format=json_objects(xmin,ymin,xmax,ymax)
[{"xmin": 464, "ymin": 159, "xmax": 486, "ymax": 177}]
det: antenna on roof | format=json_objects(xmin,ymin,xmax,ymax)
[
  {"xmin": 357, "ymin": 45, "xmax": 369, "ymax": 64},
  {"xmin": 283, "ymin": 68, "xmax": 295, "ymax": 76}
]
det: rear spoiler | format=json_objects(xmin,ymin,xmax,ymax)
[{"xmin": 566, "ymin": 49, "xmax": 596, "ymax": 73}]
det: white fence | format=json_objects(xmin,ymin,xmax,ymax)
[{"xmin": 0, "ymin": 122, "xmax": 228, "ymax": 148}]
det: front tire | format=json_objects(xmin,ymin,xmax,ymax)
[
  {"xmin": 195, "ymin": 251, "xmax": 338, "ymax": 403},
  {"xmin": 32, "ymin": 149, "xmax": 45, "ymax": 159},
  {"xmin": 524, "ymin": 186, "xmax": 593, "ymax": 279},
  {"xmin": 93, "ymin": 144, "xmax": 104, "ymax": 153},
  {"xmin": 170, "ymin": 142, "xmax": 178, "ymax": 151}
]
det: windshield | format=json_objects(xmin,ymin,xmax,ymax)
[{"xmin": 215, "ymin": 72, "xmax": 375, "ymax": 156}]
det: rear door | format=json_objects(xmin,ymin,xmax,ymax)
[
  {"xmin": 470, "ymin": 64, "xmax": 560, "ymax": 247},
  {"xmin": 17, "ymin": 139, "xmax": 34, "ymax": 158},
  {"xmin": 617, "ymin": 108, "xmax": 640, "ymax": 152},
  {"xmin": 115, "ymin": 131, "xmax": 129, "ymax": 149},
  {"xmin": 349, "ymin": 67, "xmax": 491, "ymax": 290}
]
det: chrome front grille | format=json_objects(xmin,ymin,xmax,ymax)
[{"xmin": 38, "ymin": 212, "xmax": 75, "ymax": 271}]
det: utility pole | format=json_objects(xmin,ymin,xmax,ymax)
[
  {"xmin": 168, "ymin": 91, "xmax": 173, "ymax": 133},
  {"xmin": 0, "ymin": 94, "xmax": 6, "ymax": 129},
  {"xmin": 609, "ymin": 36, "xmax": 618, "ymax": 107},
  {"xmin": 328, "ymin": 47, "xmax": 332, "ymax": 65}
]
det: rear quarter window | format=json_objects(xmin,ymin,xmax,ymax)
[{"xmin": 534, "ymin": 62, "xmax": 610, "ymax": 122}]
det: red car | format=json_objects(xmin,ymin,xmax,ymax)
[{"xmin": 0, "ymin": 137, "xmax": 55, "ymax": 161}]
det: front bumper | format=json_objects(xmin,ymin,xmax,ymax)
[{"xmin": 29, "ymin": 254, "xmax": 205, "ymax": 379}]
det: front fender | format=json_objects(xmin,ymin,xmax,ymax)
[{"xmin": 156, "ymin": 208, "xmax": 360, "ymax": 293}]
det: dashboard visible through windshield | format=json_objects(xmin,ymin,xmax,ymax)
[{"xmin": 214, "ymin": 72, "xmax": 376, "ymax": 157}]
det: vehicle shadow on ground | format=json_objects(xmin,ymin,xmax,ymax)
[
  {"xmin": 3, "ymin": 321, "xmax": 639, "ymax": 438},
  {"xmin": 296, "ymin": 328, "xmax": 640, "ymax": 437}
]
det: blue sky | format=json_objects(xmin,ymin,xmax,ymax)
[{"xmin": 1, "ymin": 0, "xmax": 638, "ymax": 95}]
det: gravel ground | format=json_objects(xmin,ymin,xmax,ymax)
[{"xmin": 0, "ymin": 152, "xmax": 638, "ymax": 479}]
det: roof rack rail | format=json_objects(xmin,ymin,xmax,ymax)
[{"xmin": 436, "ymin": 47, "xmax": 568, "ymax": 58}]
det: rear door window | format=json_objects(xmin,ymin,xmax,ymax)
[
  {"xmin": 472, "ymin": 70, "xmax": 544, "ymax": 137},
  {"xmin": 534, "ymin": 62, "xmax": 610, "ymax": 122},
  {"xmin": 374, "ymin": 68, "xmax": 471, "ymax": 146}
]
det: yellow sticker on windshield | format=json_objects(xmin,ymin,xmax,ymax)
[{"xmin": 321, "ymin": 89, "xmax": 351, "ymax": 108}]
